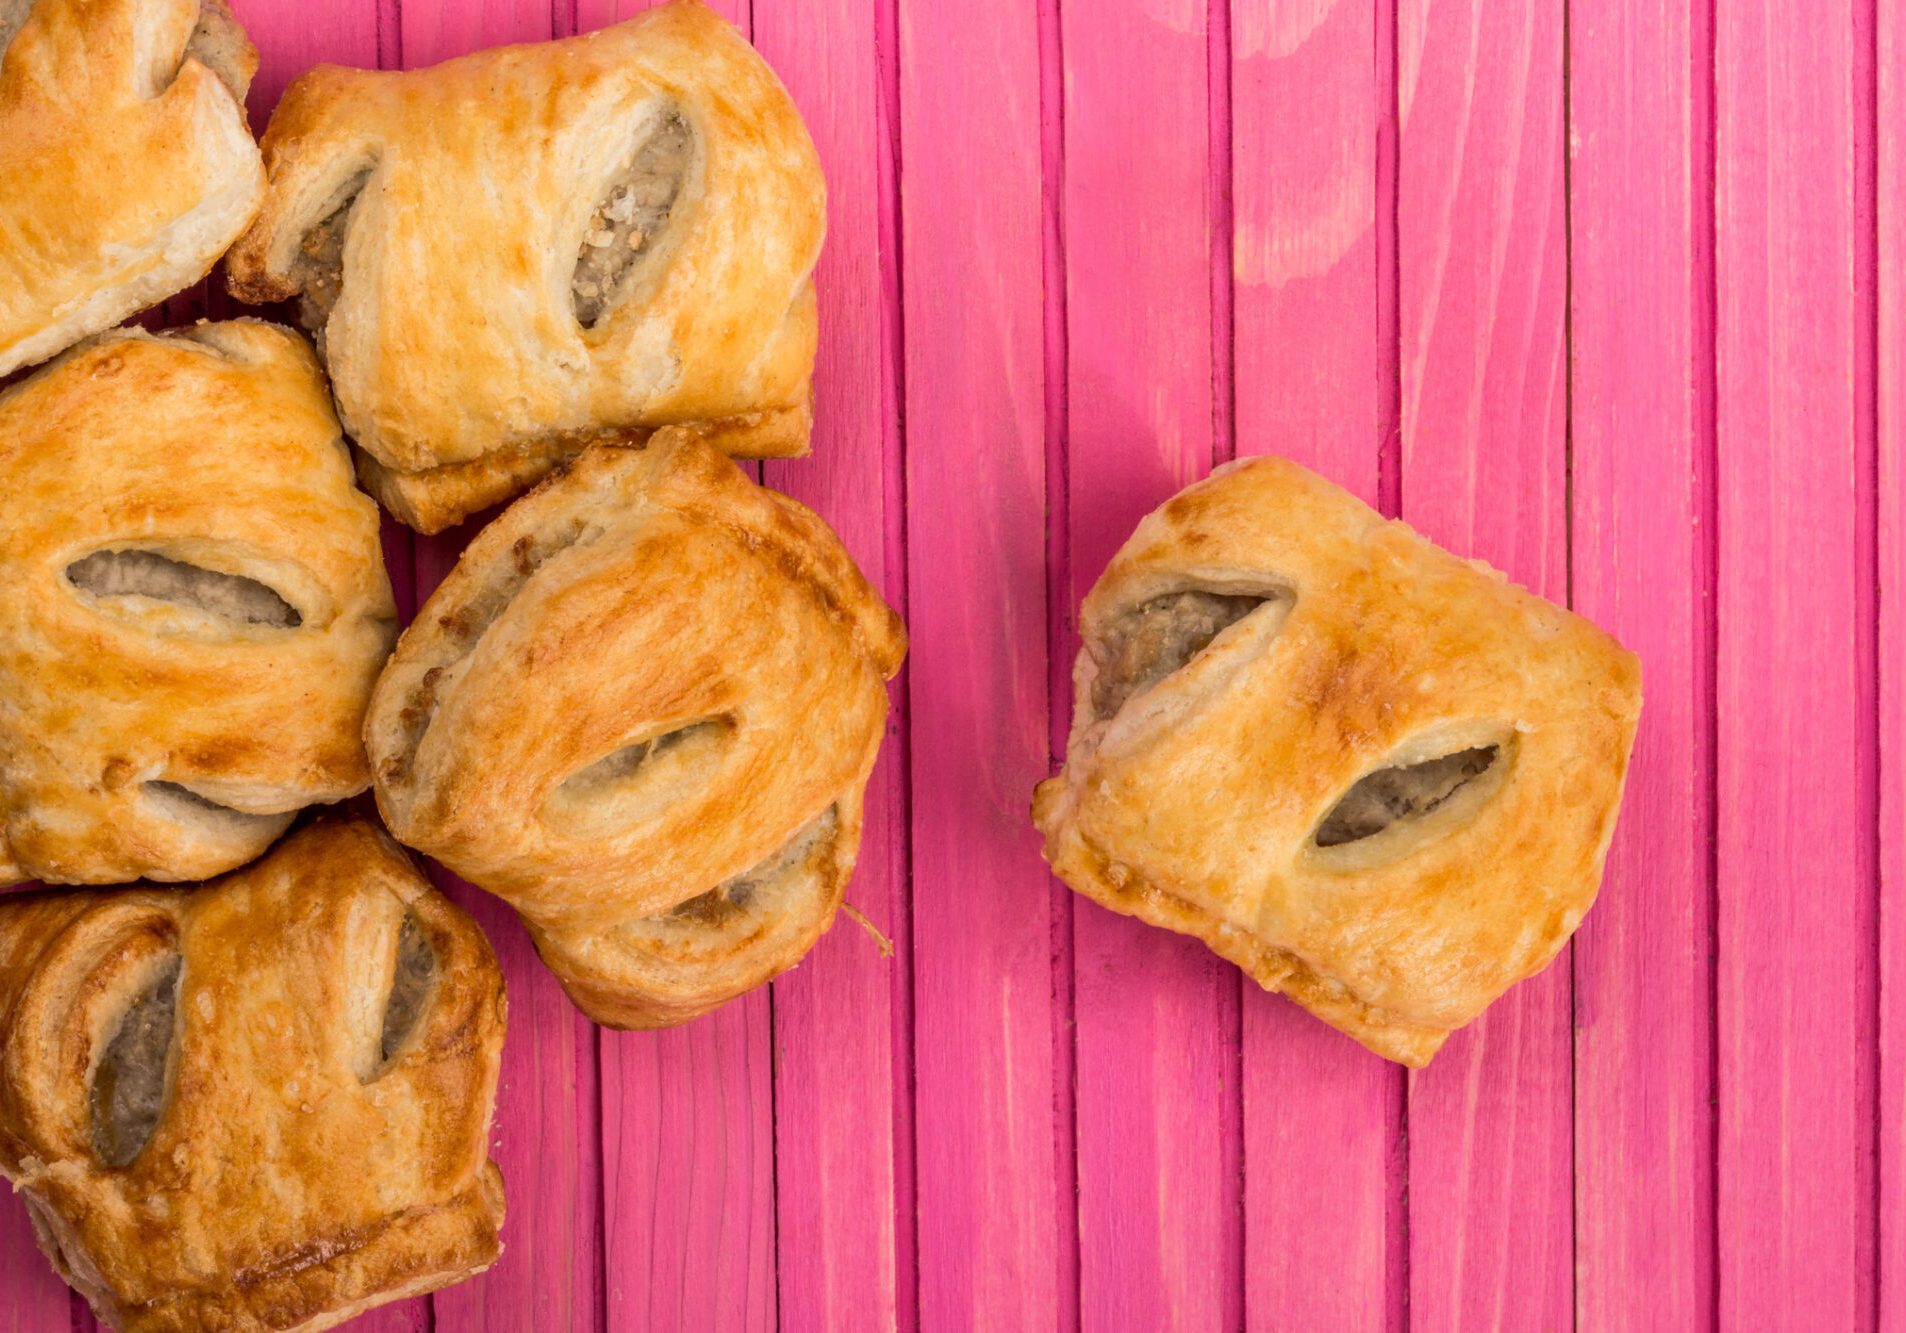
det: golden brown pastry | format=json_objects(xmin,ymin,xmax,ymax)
[
  {"xmin": 0, "ymin": 322, "xmax": 397, "ymax": 886},
  {"xmin": 0, "ymin": 820, "xmax": 507, "ymax": 1333},
  {"xmin": 0, "ymin": 0, "xmax": 265, "ymax": 378},
  {"xmin": 1033, "ymin": 457, "xmax": 1642, "ymax": 1066},
  {"xmin": 365, "ymin": 431, "xmax": 905, "ymax": 1027},
  {"xmin": 224, "ymin": 0, "xmax": 824, "ymax": 534}
]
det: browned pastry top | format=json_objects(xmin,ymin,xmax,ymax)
[
  {"xmin": 226, "ymin": 0, "xmax": 824, "ymax": 532},
  {"xmin": 0, "ymin": 0, "xmax": 263, "ymax": 376},
  {"xmin": 1034, "ymin": 456, "xmax": 1642, "ymax": 1066},
  {"xmin": 0, "ymin": 821, "xmax": 507, "ymax": 1332},
  {"xmin": 366, "ymin": 430, "xmax": 905, "ymax": 1026},
  {"xmin": 0, "ymin": 323, "xmax": 398, "ymax": 887}
]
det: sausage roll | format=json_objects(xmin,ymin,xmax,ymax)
[
  {"xmin": 0, "ymin": 0, "xmax": 264, "ymax": 377},
  {"xmin": 365, "ymin": 431, "xmax": 905, "ymax": 1027},
  {"xmin": 0, "ymin": 323, "xmax": 397, "ymax": 886},
  {"xmin": 225, "ymin": 0, "xmax": 824, "ymax": 534},
  {"xmin": 1033, "ymin": 457, "xmax": 1642, "ymax": 1066},
  {"xmin": 0, "ymin": 820, "xmax": 507, "ymax": 1332}
]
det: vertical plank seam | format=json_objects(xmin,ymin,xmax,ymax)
[
  {"xmin": 1036, "ymin": 0, "xmax": 1082, "ymax": 1324},
  {"xmin": 1856, "ymin": 0, "xmax": 1885, "ymax": 1324},
  {"xmin": 1205, "ymin": 5, "xmax": 1246, "ymax": 1328},
  {"xmin": 873, "ymin": 0, "xmax": 921, "ymax": 1321},
  {"xmin": 1375, "ymin": 4, "xmax": 1409, "ymax": 1331},
  {"xmin": 1695, "ymin": 0, "xmax": 1722, "ymax": 1318},
  {"xmin": 1377, "ymin": 0, "xmax": 1403, "ymax": 520},
  {"xmin": 1210, "ymin": 0, "xmax": 1237, "ymax": 469},
  {"xmin": 1559, "ymin": 2, "xmax": 1579, "ymax": 1330}
]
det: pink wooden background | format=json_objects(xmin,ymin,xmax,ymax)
[{"xmin": 3, "ymin": 0, "xmax": 1901, "ymax": 1327}]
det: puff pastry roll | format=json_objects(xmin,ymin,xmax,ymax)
[
  {"xmin": 225, "ymin": 0, "xmax": 824, "ymax": 534},
  {"xmin": 0, "ymin": 820, "xmax": 507, "ymax": 1332},
  {"xmin": 365, "ymin": 431, "xmax": 905, "ymax": 1027},
  {"xmin": 1033, "ymin": 458, "xmax": 1642, "ymax": 1066},
  {"xmin": 0, "ymin": 323, "xmax": 398, "ymax": 886},
  {"xmin": 0, "ymin": 0, "xmax": 265, "ymax": 377}
]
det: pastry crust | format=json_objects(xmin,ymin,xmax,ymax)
[
  {"xmin": 0, "ymin": 0, "xmax": 265, "ymax": 377},
  {"xmin": 365, "ymin": 430, "xmax": 905, "ymax": 1027},
  {"xmin": 225, "ymin": 0, "xmax": 824, "ymax": 534},
  {"xmin": 1032, "ymin": 457, "xmax": 1642, "ymax": 1066},
  {"xmin": 0, "ymin": 820, "xmax": 508, "ymax": 1332},
  {"xmin": 0, "ymin": 322, "xmax": 398, "ymax": 885}
]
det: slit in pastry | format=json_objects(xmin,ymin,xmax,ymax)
[
  {"xmin": 142, "ymin": 782, "xmax": 295, "ymax": 841},
  {"xmin": 1091, "ymin": 589, "xmax": 1281, "ymax": 721},
  {"xmin": 1313, "ymin": 745, "xmax": 1502, "ymax": 848},
  {"xmin": 376, "ymin": 914, "xmax": 436, "ymax": 1067},
  {"xmin": 572, "ymin": 108, "xmax": 692, "ymax": 329},
  {"xmin": 293, "ymin": 171, "xmax": 370, "ymax": 359},
  {"xmin": 66, "ymin": 549, "xmax": 302, "ymax": 629},
  {"xmin": 663, "ymin": 805, "xmax": 839, "ymax": 930},
  {"xmin": 90, "ymin": 956, "xmax": 182, "ymax": 1168}
]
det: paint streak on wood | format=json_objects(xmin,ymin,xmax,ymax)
[
  {"xmin": 1566, "ymin": 0, "xmax": 1717, "ymax": 1325},
  {"xmin": 1396, "ymin": 0, "xmax": 1573, "ymax": 1326},
  {"xmin": 1713, "ymin": 0, "xmax": 1878, "ymax": 1323},
  {"xmin": 1229, "ymin": 1, "xmax": 1401, "ymax": 1328},
  {"xmin": 897, "ymin": 0, "xmax": 1065, "ymax": 1324}
]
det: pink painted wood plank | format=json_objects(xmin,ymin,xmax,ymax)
[
  {"xmin": 574, "ymin": 0, "xmax": 749, "ymax": 38},
  {"xmin": 409, "ymin": 530, "xmax": 606, "ymax": 1333},
  {"xmin": 599, "ymin": 1008, "xmax": 776, "ymax": 1332},
  {"xmin": 233, "ymin": 0, "xmax": 382, "ymax": 120},
  {"xmin": 1714, "ymin": 0, "xmax": 1878, "ymax": 1325},
  {"xmin": 401, "ymin": 0, "xmax": 563, "ymax": 58},
  {"xmin": 1057, "ymin": 1, "xmax": 1240, "ymax": 1328},
  {"xmin": 1880, "ymin": 0, "xmax": 1906, "ymax": 1323},
  {"xmin": 897, "ymin": 0, "xmax": 1065, "ymax": 1324},
  {"xmin": 0, "ymin": 1195, "xmax": 70, "ymax": 1332},
  {"xmin": 1228, "ymin": 1, "xmax": 1401, "ymax": 1328},
  {"xmin": 556, "ymin": 8, "xmax": 780, "ymax": 1332},
  {"xmin": 1396, "ymin": 0, "xmax": 1573, "ymax": 1326},
  {"xmin": 1566, "ymin": 0, "xmax": 1717, "ymax": 1325},
  {"xmin": 752, "ymin": 0, "xmax": 913, "ymax": 1324},
  {"xmin": 396, "ymin": 14, "xmax": 608, "ymax": 1333}
]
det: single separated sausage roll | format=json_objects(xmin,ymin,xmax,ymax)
[
  {"xmin": 225, "ymin": 0, "xmax": 824, "ymax": 534},
  {"xmin": 0, "ymin": 821, "xmax": 508, "ymax": 1333},
  {"xmin": 1033, "ymin": 458, "xmax": 1642, "ymax": 1066},
  {"xmin": 366, "ymin": 431, "xmax": 905, "ymax": 1028},
  {"xmin": 0, "ymin": 0, "xmax": 265, "ymax": 377},
  {"xmin": 0, "ymin": 323, "xmax": 398, "ymax": 886}
]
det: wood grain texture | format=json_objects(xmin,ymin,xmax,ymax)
[
  {"xmin": 1228, "ymin": 2, "xmax": 1401, "ymax": 1328},
  {"xmin": 1714, "ymin": 0, "xmax": 1877, "ymax": 1325},
  {"xmin": 1566, "ymin": 0, "xmax": 1717, "ymax": 1325},
  {"xmin": 599, "ymin": 1009, "xmax": 776, "ymax": 1333},
  {"xmin": 896, "ymin": 0, "xmax": 1066, "ymax": 1323},
  {"xmin": 1057, "ymin": 1, "xmax": 1240, "ymax": 1328},
  {"xmin": 1396, "ymin": 0, "xmax": 1573, "ymax": 1327},
  {"xmin": 1881, "ymin": 0, "xmax": 1906, "ymax": 1324},
  {"xmin": 754, "ymin": 0, "xmax": 913, "ymax": 1323}
]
